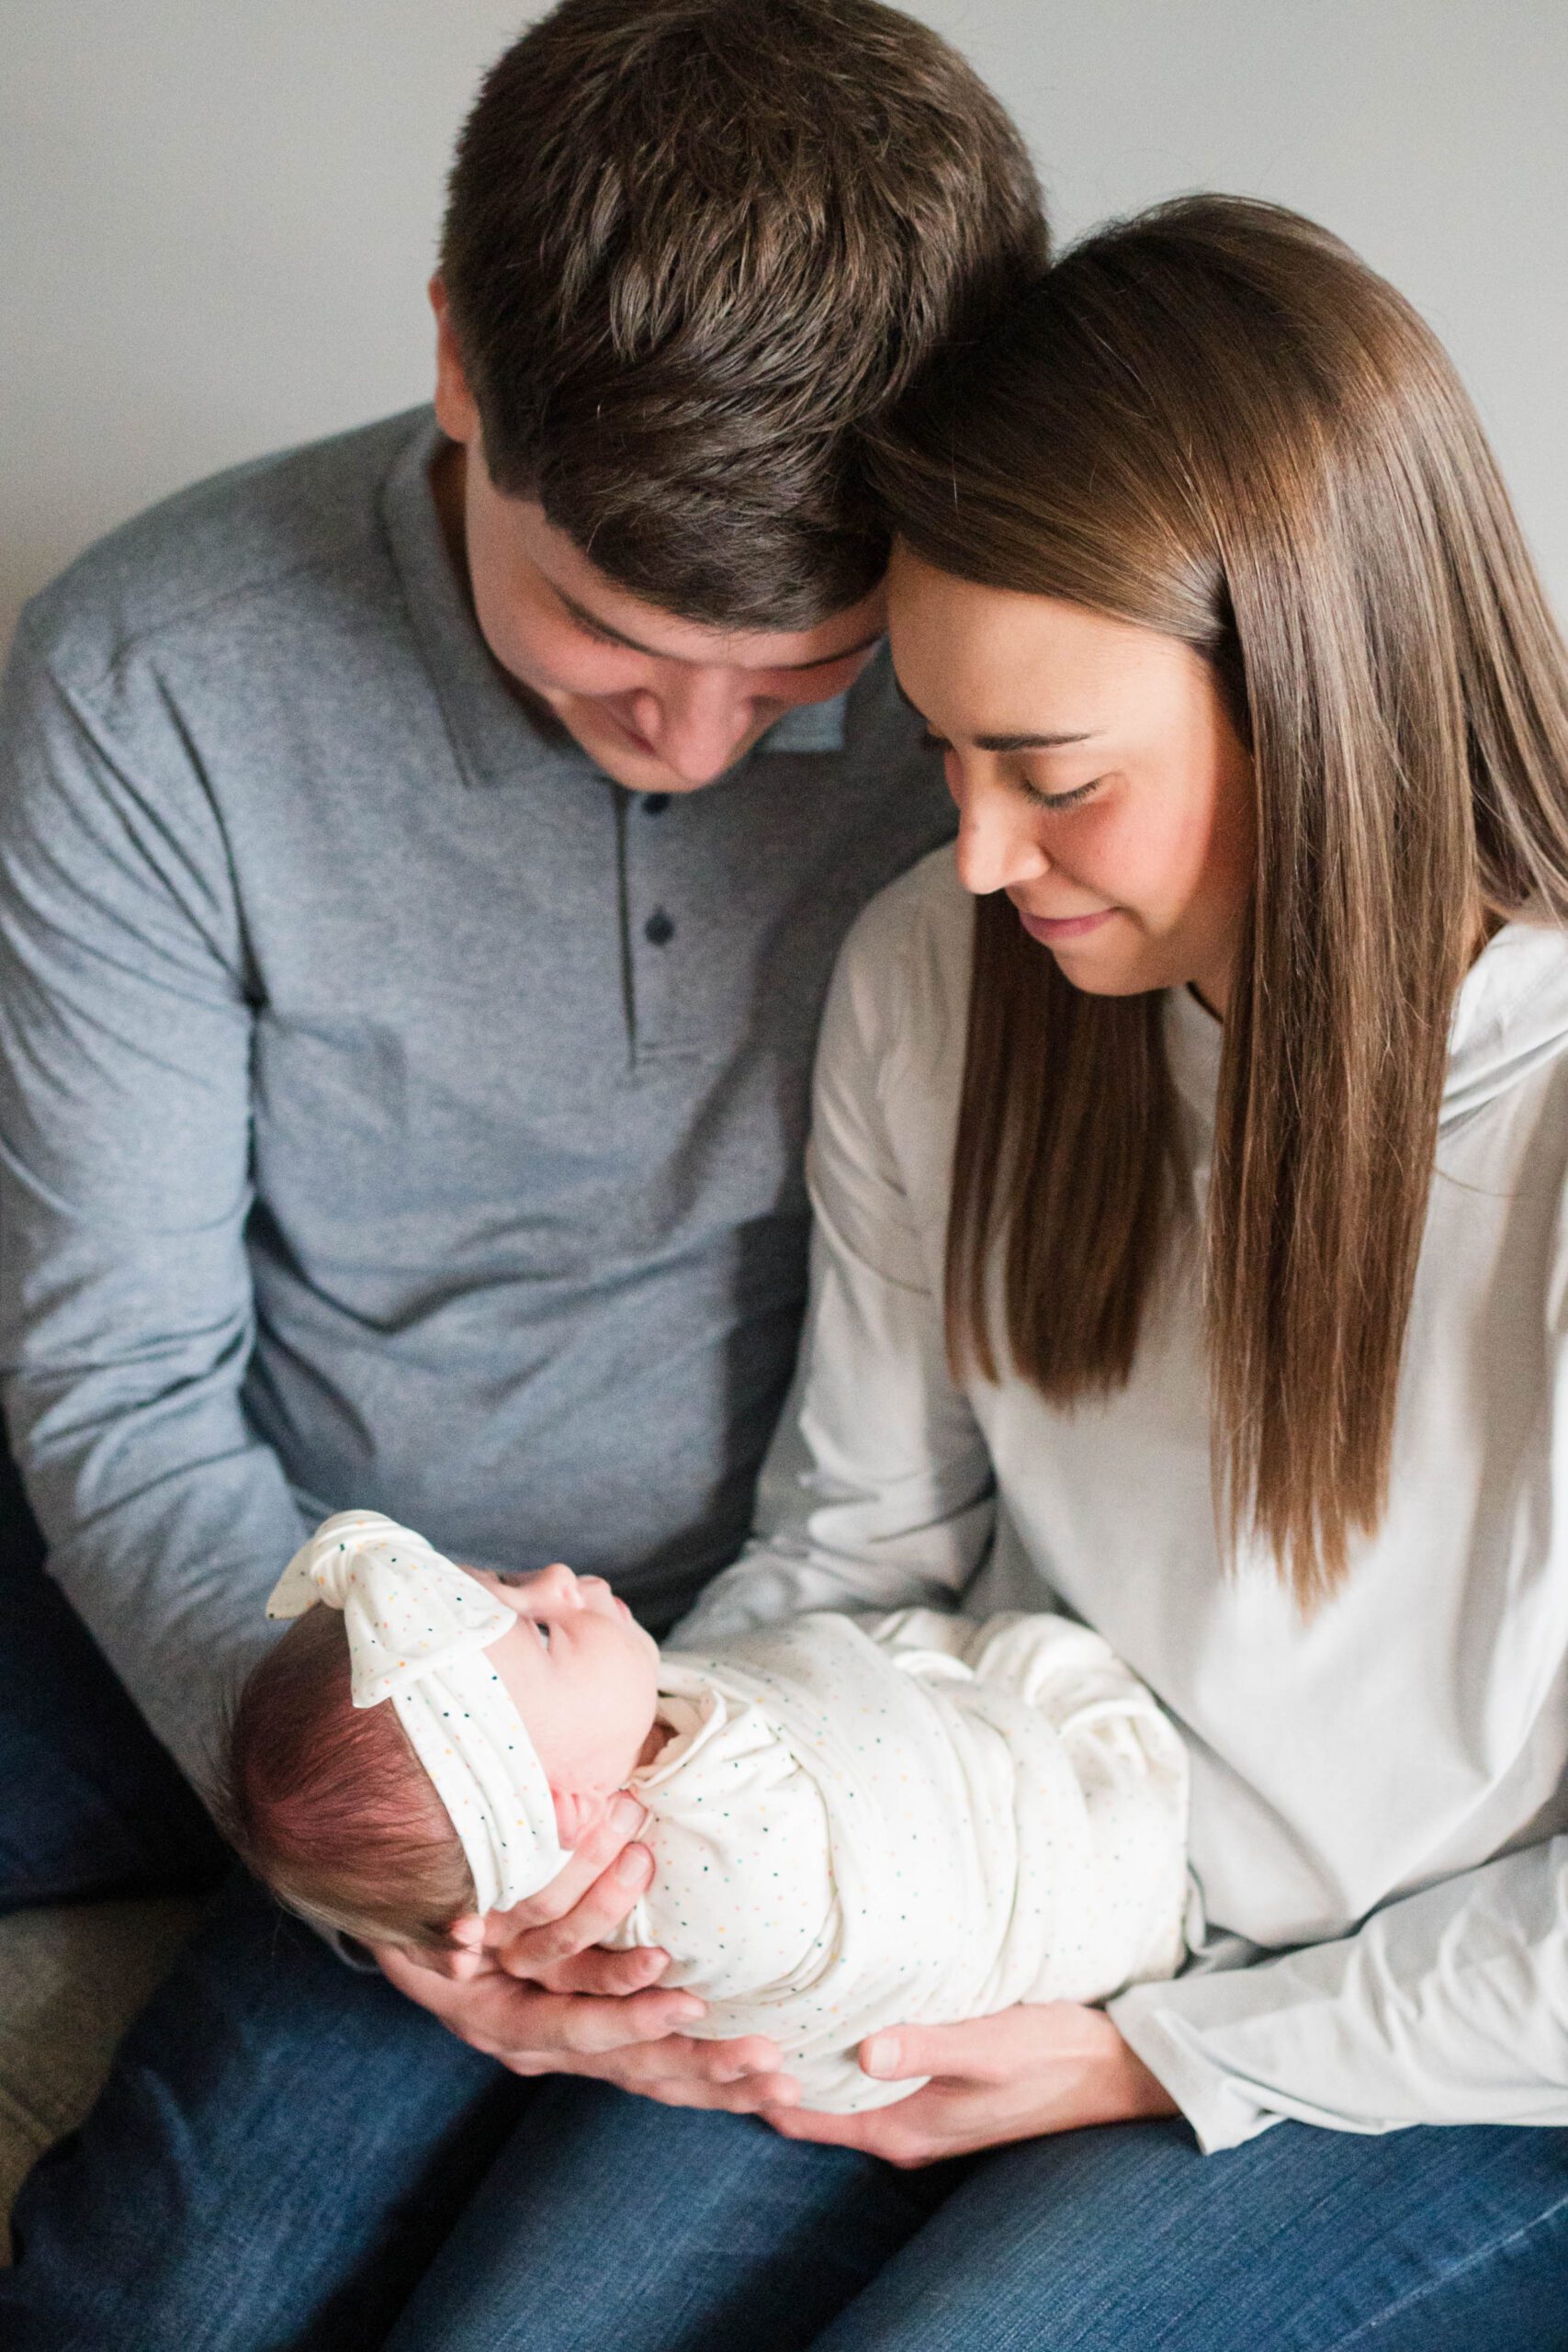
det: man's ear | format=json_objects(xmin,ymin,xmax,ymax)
[
  {"xmin": 430, "ymin": 276, "xmax": 479, "ymax": 447},
  {"xmin": 550, "ymin": 1786, "xmax": 610, "ymax": 1851}
]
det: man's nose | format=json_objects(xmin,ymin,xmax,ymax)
[{"xmin": 633, "ymin": 668, "xmax": 759, "ymax": 785}]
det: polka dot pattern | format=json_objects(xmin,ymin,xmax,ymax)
[
  {"xmin": 604, "ymin": 1608, "xmax": 1189, "ymax": 2112},
  {"xmin": 266, "ymin": 1509, "xmax": 567, "ymax": 1912}
]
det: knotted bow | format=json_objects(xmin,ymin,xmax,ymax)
[{"xmin": 266, "ymin": 1510, "xmax": 568, "ymax": 1913}]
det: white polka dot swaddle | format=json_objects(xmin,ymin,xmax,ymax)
[
  {"xmin": 265, "ymin": 1510, "xmax": 568, "ymax": 1913},
  {"xmin": 606, "ymin": 1607, "xmax": 1191, "ymax": 2111}
]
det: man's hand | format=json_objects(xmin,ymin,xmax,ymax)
[
  {"xmin": 761, "ymin": 2003, "xmax": 1176, "ymax": 2167},
  {"xmin": 371, "ymin": 1791, "xmax": 800, "ymax": 2112}
]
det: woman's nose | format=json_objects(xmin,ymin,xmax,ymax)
[{"xmin": 953, "ymin": 787, "xmax": 1052, "ymax": 898}]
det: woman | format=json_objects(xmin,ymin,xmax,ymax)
[{"xmin": 382, "ymin": 198, "xmax": 1568, "ymax": 2350}]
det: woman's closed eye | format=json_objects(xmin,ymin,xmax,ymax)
[
  {"xmin": 1016, "ymin": 775, "xmax": 1103, "ymax": 811},
  {"xmin": 531, "ymin": 1619, "xmax": 552, "ymax": 1649},
  {"xmin": 919, "ymin": 730, "xmax": 1103, "ymax": 810}
]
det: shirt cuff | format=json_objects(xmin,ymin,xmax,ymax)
[{"xmin": 1109, "ymin": 1983, "xmax": 1284, "ymax": 2155}]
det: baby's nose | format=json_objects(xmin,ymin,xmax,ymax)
[{"xmin": 532, "ymin": 1560, "xmax": 581, "ymax": 1607}]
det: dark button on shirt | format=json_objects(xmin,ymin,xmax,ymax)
[
  {"xmin": 644, "ymin": 910, "xmax": 675, "ymax": 946},
  {"xmin": 0, "ymin": 405, "xmax": 955, "ymax": 1780}
]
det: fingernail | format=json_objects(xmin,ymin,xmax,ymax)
[
  {"xmin": 611, "ymin": 1793, "xmax": 648, "ymax": 1838},
  {"xmin": 673, "ymin": 1995, "xmax": 705, "ymax": 2021},
  {"xmin": 863, "ymin": 2035, "xmax": 899, "ymax": 2077},
  {"xmin": 615, "ymin": 1844, "xmax": 652, "ymax": 1888}
]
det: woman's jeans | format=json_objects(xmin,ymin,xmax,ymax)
[
  {"xmin": 371, "ymin": 2082, "xmax": 1568, "ymax": 2352},
  {"xmin": 4, "ymin": 1438, "xmax": 1566, "ymax": 2349}
]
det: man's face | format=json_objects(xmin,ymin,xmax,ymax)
[{"xmin": 431, "ymin": 282, "xmax": 886, "ymax": 792}]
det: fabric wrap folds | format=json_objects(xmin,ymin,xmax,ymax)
[
  {"xmin": 265, "ymin": 1510, "xmax": 567, "ymax": 1913},
  {"xmin": 607, "ymin": 1607, "xmax": 1191, "ymax": 2111}
]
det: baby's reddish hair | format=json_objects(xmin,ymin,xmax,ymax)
[{"xmin": 218, "ymin": 1608, "xmax": 475, "ymax": 1951}]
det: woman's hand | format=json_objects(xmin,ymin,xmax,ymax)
[
  {"xmin": 370, "ymin": 1792, "xmax": 801, "ymax": 2113},
  {"xmin": 762, "ymin": 2003, "xmax": 1176, "ymax": 2167}
]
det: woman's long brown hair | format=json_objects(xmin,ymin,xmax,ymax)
[{"xmin": 868, "ymin": 197, "xmax": 1568, "ymax": 1605}]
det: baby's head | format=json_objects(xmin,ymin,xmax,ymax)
[{"xmin": 220, "ymin": 1518, "xmax": 660, "ymax": 1952}]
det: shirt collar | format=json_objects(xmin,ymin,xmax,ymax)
[
  {"xmin": 381, "ymin": 413, "xmax": 850, "ymax": 786},
  {"xmin": 758, "ymin": 693, "xmax": 849, "ymax": 753}
]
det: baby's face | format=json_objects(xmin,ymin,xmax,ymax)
[{"xmin": 476, "ymin": 1563, "xmax": 661, "ymax": 1800}]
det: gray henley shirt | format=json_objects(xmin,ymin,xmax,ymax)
[{"xmin": 0, "ymin": 407, "xmax": 953, "ymax": 1786}]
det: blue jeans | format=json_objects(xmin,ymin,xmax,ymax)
[
  {"xmin": 5, "ymin": 1437, "xmax": 1567, "ymax": 2347},
  {"xmin": 9, "ymin": 1947, "xmax": 1568, "ymax": 2352},
  {"xmin": 0, "ymin": 1444, "xmax": 523, "ymax": 2346},
  {"xmin": 379, "ymin": 2086, "xmax": 1568, "ymax": 2352},
  {"xmin": 0, "ymin": 1428, "xmax": 226, "ymax": 1910}
]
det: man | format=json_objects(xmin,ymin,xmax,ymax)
[{"xmin": 0, "ymin": 2, "xmax": 1045, "ymax": 2339}]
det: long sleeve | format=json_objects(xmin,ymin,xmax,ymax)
[
  {"xmin": 675, "ymin": 883, "xmax": 995, "ymax": 1645},
  {"xmin": 680, "ymin": 855, "xmax": 1568, "ymax": 2155},
  {"xmin": 0, "ymin": 615, "xmax": 307, "ymax": 1787},
  {"xmin": 1111, "ymin": 1836, "xmax": 1568, "ymax": 2154}
]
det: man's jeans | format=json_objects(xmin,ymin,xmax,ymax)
[
  {"xmin": 0, "ymin": 1424, "xmax": 530, "ymax": 2345},
  {"xmin": 4, "ymin": 1430, "xmax": 1566, "ymax": 2350},
  {"xmin": 0, "ymin": 1425, "xmax": 225, "ymax": 1910}
]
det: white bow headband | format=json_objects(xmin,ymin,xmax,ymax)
[{"xmin": 265, "ymin": 1510, "xmax": 568, "ymax": 1914}]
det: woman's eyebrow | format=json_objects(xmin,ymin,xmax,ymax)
[
  {"xmin": 973, "ymin": 729, "xmax": 1100, "ymax": 752},
  {"xmin": 894, "ymin": 671, "xmax": 1098, "ymax": 750}
]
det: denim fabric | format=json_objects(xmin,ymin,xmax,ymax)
[
  {"xmin": 6, "ymin": 1416, "xmax": 1566, "ymax": 2349},
  {"xmin": 0, "ymin": 1872, "xmax": 524, "ymax": 2349},
  {"xmin": 381, "ymin": 2077, "xmax": 949, "ymax": 2352},
  {"xmin": 6, "ymin": 1869, "xmax": 1566, "ymax": 2346},
  {"xmin": 0, "ymin": 1425, "xmax": 224, "ymax": 1912},
  {"xmin": 383, "ymin": 2085, "xmax": 1568, "ymax": 2352}
]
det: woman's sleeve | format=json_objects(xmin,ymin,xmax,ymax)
[
  {"xmin": 676, "ymin": 877, "xmax": 996, "ymax": 1643},
  {"xmin": 1110, "ymin": 1837, "xmax": 1568, "ymax": 2153}
]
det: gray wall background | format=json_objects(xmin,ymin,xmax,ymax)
[{"xmin": 4, "ymin": 1, "xmax": 1565, "ymax": 660}]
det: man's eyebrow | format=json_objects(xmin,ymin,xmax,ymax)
[{"xmin": 557, "ymin": 586, "xmax": 883, "ymax": 671}]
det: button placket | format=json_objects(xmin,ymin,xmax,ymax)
[{"xmin": 625, "ymin": 787, "xmax": 685, "ymax": 1057}]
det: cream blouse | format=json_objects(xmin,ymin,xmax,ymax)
[{"xmin": 680, "ymin": 848, "xmax": 1568, "ymax": 2152}]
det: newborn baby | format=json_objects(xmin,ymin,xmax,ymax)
[{"xmin": 225, "ymin": 1511, "xmax": 1190, "ymax": 2111}]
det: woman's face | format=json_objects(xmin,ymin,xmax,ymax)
[{"xmin": 888, "ymin": 546, "xmax": 1256, "ymax": 1014}]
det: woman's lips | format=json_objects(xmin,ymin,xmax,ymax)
[{"xmin": 1016, "ymin": 906, "xmax": 1116, "ymax": 944}]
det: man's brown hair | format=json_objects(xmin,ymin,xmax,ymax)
[
  {"xmin": 438, "ymin": 0, "xmax": 1046, "ymax": 628},
  {"xmin": 870, "ymin": 196, "xmax": 1568, "ymax": 1607}
]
